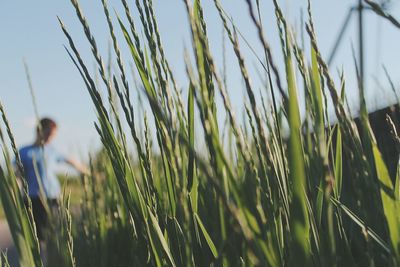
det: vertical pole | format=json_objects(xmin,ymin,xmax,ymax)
[{"xmin": 358, "ymin": 0, "xmax": 365, "ymax": 90}]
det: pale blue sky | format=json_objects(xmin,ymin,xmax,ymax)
[{"xmin": 1, "ymin": 0, "xmax": 400, "ymax": 165}]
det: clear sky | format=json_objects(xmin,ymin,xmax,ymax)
[{"xmin": 1, "ymin": 0, "xmax": 400, "ymax": 168}]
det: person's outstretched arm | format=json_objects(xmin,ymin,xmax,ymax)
[{"xmin": 65, "ymin": 158, "xmax": 89, "ymax": 176}]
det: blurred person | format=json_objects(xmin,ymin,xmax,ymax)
[{"xmin": 16, "ymin": 117, "xmax": 88, "ymax": 241}]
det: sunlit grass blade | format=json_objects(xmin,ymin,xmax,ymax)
[
  {"xmin": 194, "ymin": 213, "xmax": 219, "ymax": 258},
  {"xmin": 372, "ymin": 144, "xmax": 400, "ymax": 259},
  {"xmin": 285, "ymin": 30, "xmax": 311, "ymax": 265},
  {"xmin": 148, "ymin": 209, "xmax": 176, "ymax": 267}
]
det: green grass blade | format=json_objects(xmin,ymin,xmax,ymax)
[
  {"xmin": 372, "ymin": 144, "xmax": 400, "ymax": 259},
  {"xmin": 187, "ymin": 83, "xmax": 195, "ymax": 191},
  {"xmin": 285, "ymin": 27, "xmax": 311, "ymax": 265},
  {"xmin": 334, "ymin": 127, "xmax": 343, "ymax": 198},
  {"xmin": 148, "ymin": 209, "xmax": 176, "ymax": 267},
  {"xmin": 194, "ymin": 213, "xmax": 219, "ymax": 258}
]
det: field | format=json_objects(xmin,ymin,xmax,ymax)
[{"xmin": 1, "ymin": 0, "xmax": 400, "ymax": 266}]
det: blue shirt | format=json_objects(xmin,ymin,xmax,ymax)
[{"xmin": 18, "ymin": 144, "xmax": 66, "ymax": 199}]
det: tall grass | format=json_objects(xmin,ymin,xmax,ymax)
[{"xmin": 1, "ymin": 0, "xmax": 400, "ymax": 266}]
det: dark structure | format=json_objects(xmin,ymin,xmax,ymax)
[{"xmin": 361, "ymin": 104, "xmax": 400, "ymax": 180}]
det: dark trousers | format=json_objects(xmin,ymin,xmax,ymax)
[{"xmin": 24, "ymin": 197, "xmax": 58, "ymax": 241}]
